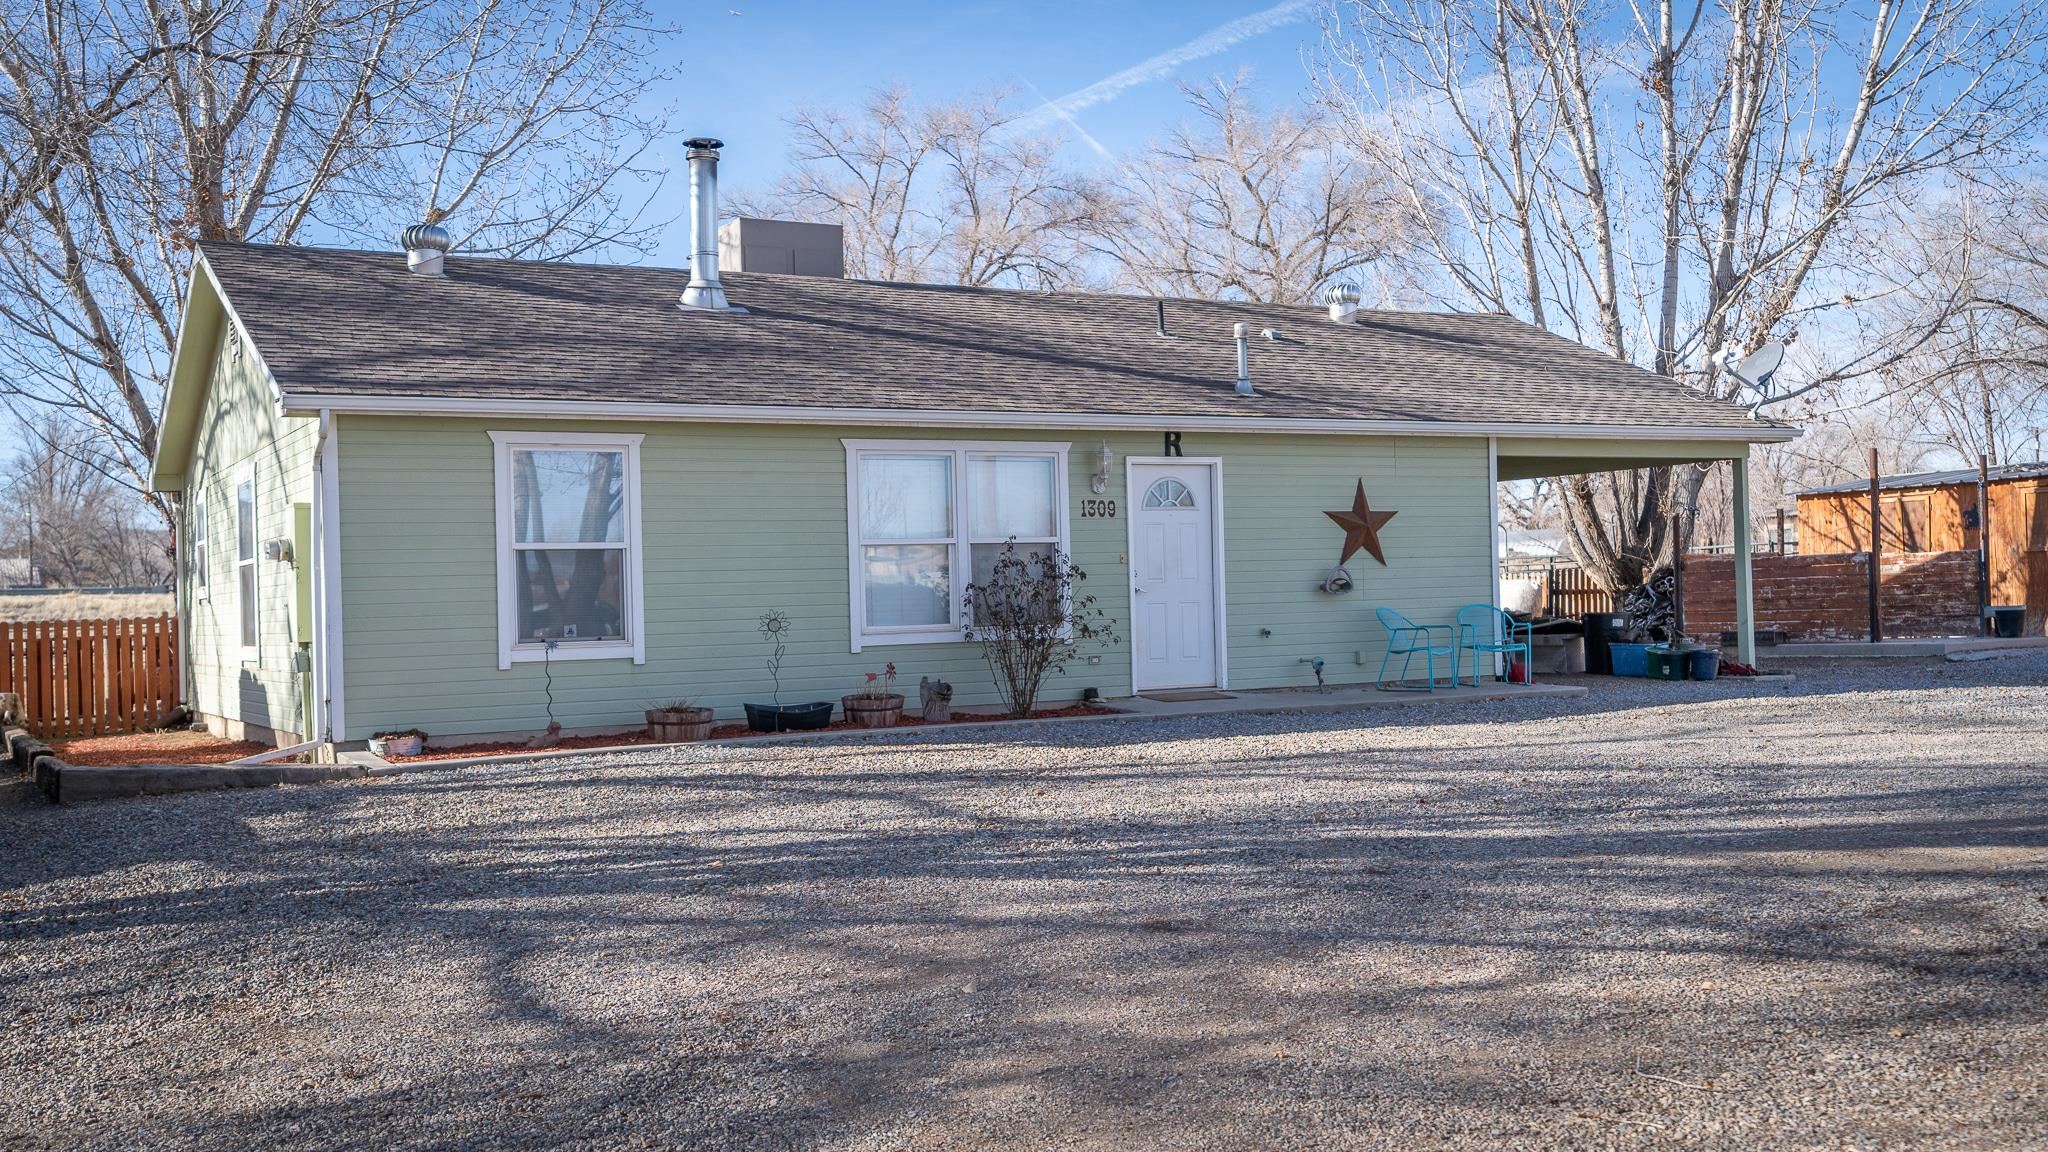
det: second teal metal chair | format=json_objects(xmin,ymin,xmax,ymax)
[{"xmin": 1455, "ymin": 603, "xmax": 1533, "ymax": 685}]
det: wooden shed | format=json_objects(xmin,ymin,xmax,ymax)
[{"xmin": 1796, "ymin": 462, "xmax": 2048, "ymax": 613}]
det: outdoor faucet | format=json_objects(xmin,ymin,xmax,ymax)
[{"xmin": 1302, "ymin": 656, "xmax": 1325, "ymax": 689}]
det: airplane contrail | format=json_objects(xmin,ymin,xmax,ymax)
[{"xmin": 1011, "ymin": 0, "xmax": 1317, "ymax": 133}]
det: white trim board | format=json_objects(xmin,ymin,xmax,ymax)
[
  {"xmin": 315, "ymin": 409, "xmax": 346, "ymax": 742},
  {"xmin": 286, "ymin": 392, "xmax": 1798, "ymax": 444}
]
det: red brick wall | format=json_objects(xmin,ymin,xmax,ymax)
[{"xmin": 1685, "ymin": 551, "xmax": 1980, "ymax": 641}]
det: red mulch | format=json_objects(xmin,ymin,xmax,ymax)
[
  {"xmin": 51, "ymin": 730, "xmax": 274, "ymax": 767},
  {"xmin": 385, "ymin": 703, "xmax": 1117, "ymax": 762}
]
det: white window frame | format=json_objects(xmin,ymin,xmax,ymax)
[
  {"xmin": 232, "ymin": 464, "xmax": 259, "ymax": 662},
  {"xmin": 491, "ymin": 430, "xmax": 646, "ymax": 670},
  {"xmin": 190, "ymin": 486, "xmax": 209, "ymax": 602},
  {"xmin": 842, "ymin": 438, "xmax": 1070, "ymax": 652}
]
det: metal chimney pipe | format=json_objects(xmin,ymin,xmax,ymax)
[
  {"xmin": 680, "ymin": 137, "xmax": 731, "ymax": 311},
  {"xmin": 1233, "ymin": 322, "xmax": 1255, "ymax": 396}
]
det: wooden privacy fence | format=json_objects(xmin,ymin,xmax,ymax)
[
  {"xmin": 1, "ymin": 616, "xmax": 179, "ymax": 739},
  {"xmin": 1501, "ymin": 558, "xmax": 1620, "ymax": 618},
  {"xmin": 1544, "ymin": 564, "xmax": 1619, "ymax": 618}
]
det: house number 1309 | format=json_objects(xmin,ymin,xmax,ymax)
[{"xmin": 1080, "ymin": 498, "xmax": 1118, "ymax": 519}]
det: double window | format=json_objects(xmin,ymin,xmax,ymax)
[
  {"xmin": 491, "ymin": 432, "xmax": 645, "ymax": 668},
  {"xmin": 843, "ymin": 440, "xmax": 1069, "ymax": 649},
  {"xmin": 233, "ymin": 467, "xmax": 258, "ymax": 659}
]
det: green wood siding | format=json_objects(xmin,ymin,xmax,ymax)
[
  {"xmin": 334, "ymin": 417, "xmax": 1492, "ymax": 742},
  {"xmin": 180, "ymin": 325, "xmax": 317, "ymax": 741}
]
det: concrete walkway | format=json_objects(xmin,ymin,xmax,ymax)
[
  {"xmin": 1768, "ymin": 636, "xmax": 2048, "ymax": 658},
  {"xmin": 1116, "ymin": 679, "xmax": 1584, "ymax": 719}
]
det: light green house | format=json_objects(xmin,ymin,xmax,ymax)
[{"xmin": 147, "ymin": 151, "xmax": 1792, "ymax": 750}]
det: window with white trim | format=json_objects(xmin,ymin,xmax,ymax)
[
  {"xmin": 491, "ymin": 431, "xmax": 645, "ymax": 668},
  {"xmin": 844, "ymin": 440, "xmax": 1069, "ymax": 649},
  {"xmin": 190, "ymin": 488, "xmax": 208, "ymax": 601},
  {"xmin": 234, "ymin": 468, "xmax": 258, "ymax": 659}
]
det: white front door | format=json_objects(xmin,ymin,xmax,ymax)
[{"xmin": 1129, "ymin": 462, "xmax": 1219, "ymax": 691}]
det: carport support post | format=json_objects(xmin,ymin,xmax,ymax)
[
  {"xmin": 1868, "ymin": 448, "xmax": 1883, "ymax": 643},
  {"xmin": 1732, "ymin": 455, "xmax": 1756, "ymax": 667}
]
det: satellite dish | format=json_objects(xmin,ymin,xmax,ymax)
[
  {"xmin": 1718, "ymin": 340, "xmax": 1812, "ymax": 414},
  {"xmin": 1725, "ymin": 342, "xmax": 1785, "ymax": 394}
]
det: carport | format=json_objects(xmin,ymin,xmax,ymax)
[{"xmin": 1492, "ymin": 433, "xmax": 1789, "ymax": 666}]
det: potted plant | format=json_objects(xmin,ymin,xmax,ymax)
[
  {"xmin": 369, "ymin": 729, "xmax": 426, "ymax": 757},
  {"xmin": 742, "ymin": 611, "xmax": 834, "ymax": 733},
  {"xmin": 841, "ymin": 663, "xmax": 905, "ymax": 728},
  {"xmin": 645, "ymin": 698, "xmax": 715, "ymax": 742}
]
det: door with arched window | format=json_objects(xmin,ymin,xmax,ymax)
[{"xmin": 1129, "ymin": 461, "xmax": 1220, "ymax": 690}]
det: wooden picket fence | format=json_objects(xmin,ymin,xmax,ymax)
[
  {"xmin": 1544, "ymin": 564, "xmax": 1620, "ymax": 618},
  {"xmin": 1, "ymin": 616, "xmax": 179, "ymax": 739}
]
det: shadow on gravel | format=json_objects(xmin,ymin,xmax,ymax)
[{"xmin": 2, "ymin": 659, "xmax": 2044, "ymax": 1150}]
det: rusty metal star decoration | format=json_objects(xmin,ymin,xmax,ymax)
[{"xmin": 1324, "ymin": 479, "xmax": 1398, "ymax": 566}]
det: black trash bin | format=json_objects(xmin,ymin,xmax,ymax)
[
  {"xmin": 1581, "ymin": 612, "xmax": 1622, "ymax": 675},
  {"xmin": 1991, "ymin": 606, "xmax": 2025, "ymax": 638}
]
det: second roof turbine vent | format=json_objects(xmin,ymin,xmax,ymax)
[{"xmin": 1325, "ymin": 282, "xmax": 1362, "ymax": 324}]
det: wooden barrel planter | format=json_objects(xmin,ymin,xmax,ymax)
[
  {"xmin": 839, "ymin": 693, "xmax": 905, "ymax": 728},
  {"xmin": 646, "ymin": 707, "xmax": 715, "ymax": 742}
]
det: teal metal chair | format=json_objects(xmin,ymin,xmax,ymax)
[
  {"xmin": 1375, "ymin": 607, "xmax": 1457, "ymax": 691},
  {"xmin": 1456, "ymin": 603, "xmax": 1533, "ymax": 686}
]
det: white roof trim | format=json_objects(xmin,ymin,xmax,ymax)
[{"xmin": 283, "ymin": 393, "xmax": 1798, "ymax": 444}]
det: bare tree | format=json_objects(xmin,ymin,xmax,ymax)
[
  {"xmin": 0, "ymin": 0, "xmax": 676, "ymax": 527},
  {"xmin": 1320, "ymin": 0, "xmax": 2048, "ymax": 592},
  {"xmin": 1094, "ymin": 73, "xmax": 1410, "ymax": 305},
  {"xmin": 0, "ymin": 414, "xmax": 171, "ymax": 586},
  {"xmin": 740, "ymin": 86, "xmax": 1106, "ymax": 290}
]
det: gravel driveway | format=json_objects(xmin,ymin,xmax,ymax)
[{"xmin": 3, "ymin": 656, "xmax": 2044, "ymax": 1150}]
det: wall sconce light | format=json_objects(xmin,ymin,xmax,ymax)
[{"xmin": 1091, "ymin": 440, "xmax": 1113, "ymax": 494}]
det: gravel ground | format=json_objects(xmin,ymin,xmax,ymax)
[{"xmin": 3, "ymin": 656, "xmax": 2044, "ymax": 1151}]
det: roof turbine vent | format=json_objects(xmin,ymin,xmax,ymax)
[
  {"xmin": 402, "ymin": 222, "xmax": 452, "ymax": 277},
  {"xmin": 1325, "ymin": 282, "xmax": 1362, "ymax": 324}
]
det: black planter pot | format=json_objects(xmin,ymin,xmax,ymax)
[{"xmin": 743, "ymin": 701, "xmax": 834, "ymax": 733}]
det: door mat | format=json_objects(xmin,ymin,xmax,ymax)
[{"xmin": 1140, "ymin": 690, "xmax": 1237, "ymax": 702}]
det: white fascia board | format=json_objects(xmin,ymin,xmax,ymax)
[
  {"xmin": 283, "ymin": 393, "xmax": 1801, "ymax": 444},
  {"xmin": 150, "ymin": 255, "xmax": 296, "ymax": 492}
]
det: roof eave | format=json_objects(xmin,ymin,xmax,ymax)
[{"xmin": 282, "ymin": 391, "xmax": 1800, "ymax": 443}]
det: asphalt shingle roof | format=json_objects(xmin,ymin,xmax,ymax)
[{"xmin": 199, "ymin": 241, "xmax": 1780, "ymax": 433}]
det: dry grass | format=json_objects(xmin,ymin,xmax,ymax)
[{"xmin": 0, "ymin": 592, "xmax": 172, "ymax": 622}]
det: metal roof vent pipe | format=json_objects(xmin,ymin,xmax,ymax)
[
  {"xmin": 1325, "ymin": 282, "xmax": 1362, "ymax": 323},
  {"xmin": 1233, "ymin": 321, "xmax": 1256, "ymax": 396},
  {"xmin": 680, "ymin": 136, "xmax": 734, "ymax": 311},
  {"xmin": 402, "ymin": 223, "xmax": 451, "ymax": 277}
]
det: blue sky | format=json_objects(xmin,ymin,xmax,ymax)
[{"xmin": 640, "ymin": 0, "xmax": 1327, "ymax": 263}]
